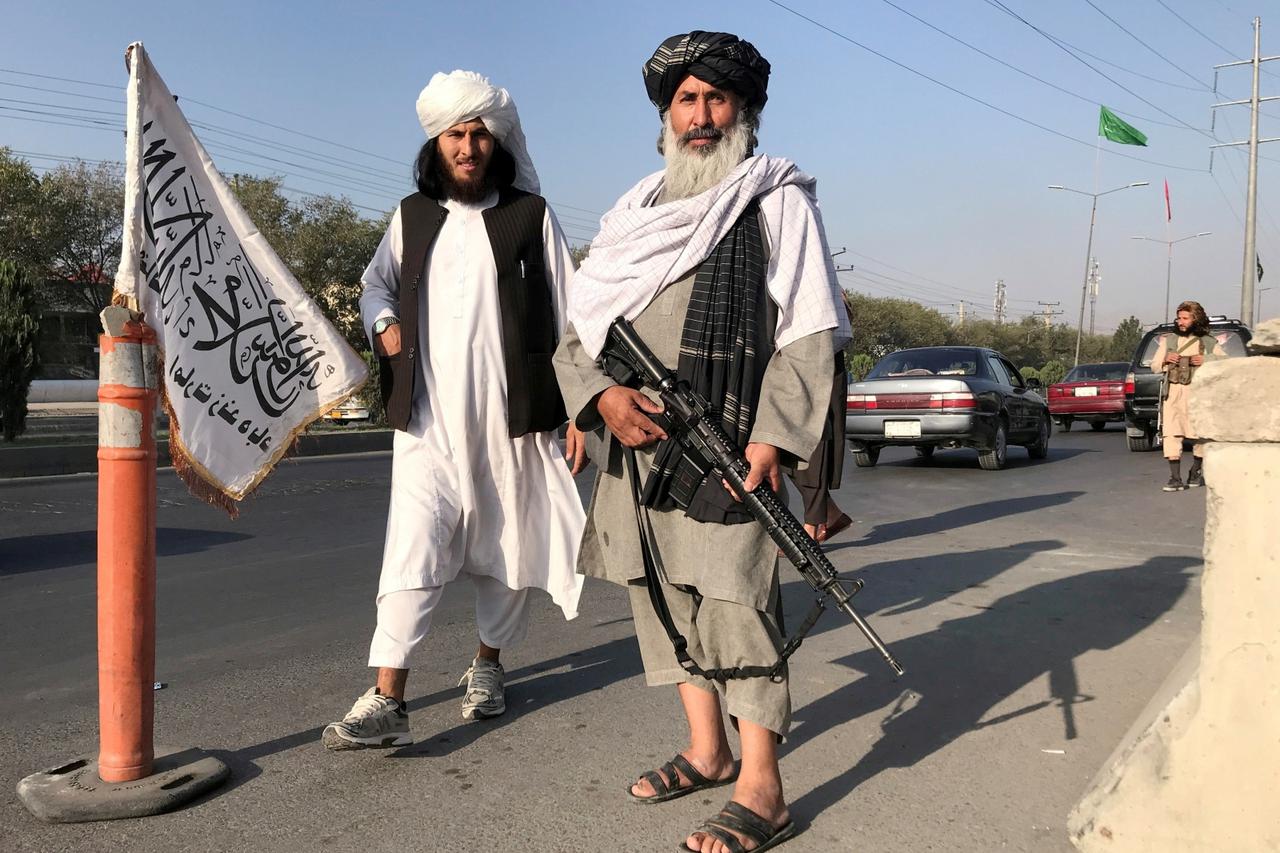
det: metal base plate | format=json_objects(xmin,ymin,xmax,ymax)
[{"xmin": 17, "ymin": 746, "xmax": 229, "ymax": 823}]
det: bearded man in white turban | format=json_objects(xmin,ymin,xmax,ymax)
[{"xmin": 322, "ymin": 71, "xmax": 585, "ymax": 750}]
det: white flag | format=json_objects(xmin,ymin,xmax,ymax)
[{"xmin": 115, "ymin": 42, "xmax": 368, "ymax": 511}]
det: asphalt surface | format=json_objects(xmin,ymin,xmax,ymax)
[{"xmin": 0, "ymin": 426, "xmax": 1207, "ymax": 852}]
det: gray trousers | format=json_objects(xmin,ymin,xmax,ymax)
[{"xmin": 627, "ymin": 579, "xmax": 792, "ymax": 736}]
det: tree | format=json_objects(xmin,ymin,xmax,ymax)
[
  {"xmin": 0, "ymin": 260, "xmax": 41, "ymax": 441},
  {"xmin": 229, "ymin": 176, "xmax": 390, "ymax": 353},
  {"xmin": 1110, "ymin": 316, "xmax": 1143, "ymax": 362},
  {"xmin": 569, "ymin": 244, "xmax": 590, "ymax": 268},
  {"xmin": 1040, "ymin": 359, "xmax": 1068, "ymax": 387},
  {"xmin": 1019, "ymin": 366, "xmax": 1040, "ymax": 382},
  {"xmin": 0, "ymin": 149, "xmax": 46, "ymax": 273},
  {"xmin": 291, "ymin": 195, "xmax": 387, "ymax": 352},
  {"xmin": 848, "ymin": 352, "xmax": 875, "ymax": 380},
  {"xmin": 845, "ymin": 292, "xmax": 952, "ymax": 359},
  {"xmin": 39, "ymin": 160, "xmax": 124, "ymax": 315}
]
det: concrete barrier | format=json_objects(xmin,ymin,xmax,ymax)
[
  {"xmin": 28, "ymin": 379, "xmax": 100, "ymax": 403},
  {"xmin": 1067, "ymin": 318, "xmax": 1280, "ymax": 852}
]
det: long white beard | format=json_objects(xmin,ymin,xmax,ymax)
[{"xmin": 661, "ymin": 113, "xmax": 752, "ymax": 201}]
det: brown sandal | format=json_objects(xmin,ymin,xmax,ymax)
[{"xmin": 627, "ymin": 754, "xmax": 739, "ymax": 804}]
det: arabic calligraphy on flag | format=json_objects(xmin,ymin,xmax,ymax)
[{"xmin": 115, "ymin": 42, "xmax": 368, "ymax": 511}]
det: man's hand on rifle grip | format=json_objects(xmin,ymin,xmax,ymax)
[{"xmin": 596, "ymin": 386, "xmax": 668, "ymax": 448}]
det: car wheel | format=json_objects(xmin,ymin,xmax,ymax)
[
  {"xmin": 1127, "ymin": 429, "xmax": 1154, "ymax": 452},
  {"xmin": 1090, "ymin": 421, "xmax": 1106, "ymax": 432},
  {"xmin": 914, "ymin": 445, "xmax": 935, "ymax": 460},
  {"xmin": 853, "ymin": 447, "xmax": 880, "ymax": 468},
  {"xmin": 1058, "ymin": 416, "xmax": 1073, "ymax": 433},
  {"xmin": 1027, "ymin": 415, "xmax": 1050, "ymax": 460},
  {"xmin": 978, "ymin": 420, "xmax": 1008, "ymax": 470}
]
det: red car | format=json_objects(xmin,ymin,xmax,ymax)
[{"xmin": 1047, "ymin": 361, "xmax": 1128, "ymax": 432}]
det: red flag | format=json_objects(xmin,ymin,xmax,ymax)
[{"xmin": 1164, "ymin": 178, "xmax": 1172, "ymax": 222}]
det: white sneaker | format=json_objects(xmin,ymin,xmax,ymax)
[
  {"xmin": 458, "ymin": 658, "xmax": 506, "ymax": 721},
  {"xmin": 321, "ymin": 687, "xmax": 411, "ymax": 750}
]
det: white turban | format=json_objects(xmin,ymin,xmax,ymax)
[{"xmin": 415, "ymin": 70, "xmax": 540, "ymax": 194}]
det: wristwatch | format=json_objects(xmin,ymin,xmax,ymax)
[{"xmin": 372, "ymin": 317, "xmax": 399, "ymax": 335}]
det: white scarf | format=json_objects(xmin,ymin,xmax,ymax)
[{"xmin": 568, "ymin": 154, "xmax": 851, "ymax": 358}]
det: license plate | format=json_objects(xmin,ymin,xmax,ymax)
[
  {"xmin": 884, "ymin": 420, "xmax": 922, "ymax": 438},
  {"xmin": 1075, "ymin": 387, "xmax": 1098, "ymax": 397}
]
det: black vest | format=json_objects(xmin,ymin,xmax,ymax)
[{"xmin": 378, "ymin": 189, "xmax": 568, "ymax": 436}]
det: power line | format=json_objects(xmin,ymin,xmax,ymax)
[
  {"xmin": 985, "ymin": 0, "xmax": 1216, "ymax": 139},
  {"xmin": 1154, "ymin": 0, "xmax": 1241, "ymax": 58},
  {"xmin": 1, "ymin": 66, "xmax": 609, "ymax": 220},
  {"xmin": 876, "ymin": 0, "xmax": 1204, "ymax": 132},
  {"xmin": 1080, "ymin": 0, "xmax": 1213, "ymax": 90},
  {"xmin": 763, "ymin": 0, "xmax": 1209, "ymax": 172}
]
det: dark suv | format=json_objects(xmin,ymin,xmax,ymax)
[{"xmin": 1123, "ymin": 316, "xmax": 1252, "ymax": 452}]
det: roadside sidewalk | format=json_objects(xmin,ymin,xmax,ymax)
[{"xmin": 2, "ymin": 410, "xmax": 391, "ymax": 479}]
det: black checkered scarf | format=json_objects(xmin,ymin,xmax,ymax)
[
  {"xmin": 643, "ymin": 31, "xmax": 771, "ymax": 114},
  {"xmin": 640, "ymin": 201, "xmax": 770, "ymax": 524}
]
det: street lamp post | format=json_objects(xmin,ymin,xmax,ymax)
[
  {"xmin": 1050, "ymin": 181, "xmax": 1149, "ymax": 366},
  {"xmin": 1130, "ymin": 232, "xmax": 1213, "ymax": 323}
]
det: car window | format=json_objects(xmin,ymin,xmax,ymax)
[
  {"xmin": 1064, "ymin": 363, "xmax": 1128, "ymax": 381},
  {"xmin": 868, "ymin": 349, "xmax": 980, "ymax": 377},
  {"xmin": 1139, "ymin": 330, "xmax": 1249, "ymax": 366},
  {"xmin": 1001, "ymin": 358, "xmax": 1025, "ymax": 389},
  {"xmin": 985, "ymin": 356, "xmax": 1011, "ymax": 386}
]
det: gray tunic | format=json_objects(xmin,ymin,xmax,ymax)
[{"xmin": 553, "ymin": 273, "xmax": 835, "ymax": 611}]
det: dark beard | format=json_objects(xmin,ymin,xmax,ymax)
[{"xmin": 436, "ymin": 157, "xmax": 495, "ymax": 203}]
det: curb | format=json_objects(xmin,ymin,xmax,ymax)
[{"xmin": 0, "ymin": 429, "xmax": 393, "ymax": 480}]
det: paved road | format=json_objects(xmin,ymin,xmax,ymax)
[{"xmin": 0, "ymin": 427, "xmax": 1207, "ymax": 852}]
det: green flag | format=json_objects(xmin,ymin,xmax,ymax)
[{"xmin": 1098, "ymin": 106, "xmax": 1148, "ymax": 146}]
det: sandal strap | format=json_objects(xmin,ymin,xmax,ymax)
[
  {"xmin": 669, "ymin": 753, "xmax": 710, "ymax": 787},
  {"xmin": 695, "ymin": 823, "xmax": 748, "ymax": 853},
  {"xmin": 707, "ymin": 802, "xmax": 776, "ymax": 845},
  {"xmin": 641, "ymin": 767, "xmax": 672, "ymax": 797}
]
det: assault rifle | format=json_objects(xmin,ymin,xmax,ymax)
[{"xmin": 601, "ymin": 318, "xmax": 904, "ymax": 677}]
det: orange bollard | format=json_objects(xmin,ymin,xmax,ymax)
[
  {"xmin": 17, "ymin": 307, "xmax": 227, "ymax": 822},
  {"xmin": 96, "ymin": 319, "xmax": 159, "ymax": 782}
]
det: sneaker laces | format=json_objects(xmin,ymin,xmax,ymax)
[
  {"xmin": 344, "ymin": 690, "xmax": 397, "ymax": 723},
  {"xmin": 459, "ymin": 661, "xmax": 502, "ymax": 702}
]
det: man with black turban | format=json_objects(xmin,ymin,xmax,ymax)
[{"xmin": 554, "ymin": 31, "xmax": 850, "ymax": 853}]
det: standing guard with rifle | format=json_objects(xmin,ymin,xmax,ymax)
[
  {"xmin": 1153, "ymin": 300, "xmax": 1222, "ymax": 492},
  {"xmin": 553, "ymin": 31, "xmax": 899, "ymax": 853}
]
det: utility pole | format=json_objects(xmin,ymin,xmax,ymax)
[
  {"xmin": 994, "ymin": 279, "xmax": 1007, "ymax": 325},
  {"xmin": 1211, "ymin": 17, "xmax": 1280, "ymax": 327},
  {"xmin": 1038, "ymin": 300, "xmax": 1063, "ymax": 328}
]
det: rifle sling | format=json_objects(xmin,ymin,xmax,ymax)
[{"xmin": 623, "ymin": 446, "xmax": 824, "ymax": 683}]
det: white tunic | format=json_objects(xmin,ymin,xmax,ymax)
[{"xmin": 359, "ymin": 193, "xmax": 585, "ymax": 619}]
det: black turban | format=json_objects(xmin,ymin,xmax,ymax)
[{"xmin": 643, "ymin": 31, "xmax": 771, "ymax": 114}]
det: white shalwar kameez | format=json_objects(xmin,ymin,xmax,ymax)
[{"xmin": 359, "ymin": 192, "xmax": 585, "ymax": 668}]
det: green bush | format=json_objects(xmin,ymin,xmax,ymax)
[
  {"xmin": 1039, "ymin": 359, "xmax": 1068, "ymax": 387},
  {"xmin": 361, "ymin": 351, "xmax": 387, "ymax": 427},
  {"xmin": 0, "ymin": 260, "xmax": 41, "ymax": 441},
  {"xmin": 1020, "ymin": 366, "xmax": 1040, "ymax": 381},
  {"xmin": 847, "ymin": 352, "xmax": 875, "ymax": 381}
]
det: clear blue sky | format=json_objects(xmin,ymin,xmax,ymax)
[{"xmin": 3, "ymin": 0, "xmax": 1279, "ymax": 331}]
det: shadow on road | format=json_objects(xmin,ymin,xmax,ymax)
[
  {"xmin": 875, "ymin": 446, "xmax": 1098, "ymax": 470},
  {"xmin": 0, "ymin": 527, "xmax": 254, "ymax": 575},
  {"xmin": 826, "ymin": 492, "xmax": 1084, "ymax": 550},
  {"xmin": 779, "ymin": 539, "xmax": 1067, "ymax": 645},
  {"xmin": 785, "ymin": 553, "xmax": 1197, "ymax": 822},
  {"xmin": 205, "ymin": 633, "xmax": 644, "ymax": 795}
]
